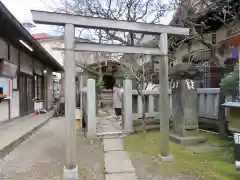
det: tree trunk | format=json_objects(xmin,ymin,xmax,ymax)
[{"xmin": 218, "ymin": 69, "xmax": 228, "ymax": 139}]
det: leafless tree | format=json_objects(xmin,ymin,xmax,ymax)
[
  {"xmin": 120, "ymin": 54, "xmax": 156, "ymax": 133},
  {"xmin": 169, "ymin": 0, "xmax": 240, "ymax": 66},
  {"xmin": 41, "ymin": 0, "xmax": 175, "ymax": 44}
]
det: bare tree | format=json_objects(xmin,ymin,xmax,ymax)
[
  {"xmin": 169, "ymin": 0, "xmax": 240, "ymax": 66},
  {"xmin": 120, "ymin": 54, "xmax": 156, "ymax": 133},
  {"xmin": 41, "ymin": 0, "xmax": 175, "ymax": 44}
]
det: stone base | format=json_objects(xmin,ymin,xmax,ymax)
[
  {"xmin": 124, "ymin": 129, "xmax": 134, "ymax": 135},
  {"xmin": 63, "ymin": 165, "xmax": 79, "ymax": 180},
  {"xmin": 157, "ymin": 154, "xmax": 173, "ymax": 162},
  {"xmin": 170, "ymin": 134, "xmax": 206, "ymax": 146},
  {"xmin": 86, "ymin": 132, "xmax": 97, "ymax": 140}
]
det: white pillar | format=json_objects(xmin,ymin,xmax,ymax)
[
  {"xmin": 87, "ymin": 78, "xmax": 96, "ymax": 138},
  {"xmin": 123, "ymin": 78, "xmax": 133, "ymax": 134},
  {"xmin": 158, "ymin": 33, "xmax": 171, "ymax": 158},
  {"xmin": 148, "ymin": 95, "xmax": 154, "ymax": 114},
  {"xmin": 63, "ymin": 24, "xmax": 77, "ymax": 172}
]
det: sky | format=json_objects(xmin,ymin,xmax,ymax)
[
  {"xmin": 1, "ymin": 0, "xmax": 173, "ymax": 36},
  {"xmin": 1, "ymin": 0, "xmax": 56, "ymax": 34}
]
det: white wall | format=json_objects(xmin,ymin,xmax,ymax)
[
  {"xmin": 40, "ymin": 40, "xmax": 64, "ymax": 66},
  {"xmin": 0, "ymin": 100, "xmax": 9, "ymax": 122},
  {"xmin": 10, "ymin": 91, "xmax": 19, "ymax": 119},
  {"xmin": 38, "ymin": 38, "xmax": 99, "ymax": 67}
]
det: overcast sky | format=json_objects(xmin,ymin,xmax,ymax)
[
  {"xmin": 1, "ymin": 0, "xmax": 173, "ymax": 36},
  {"xmin": 1, "ymin": 0, "xmax": 56, "ymax": 34}
]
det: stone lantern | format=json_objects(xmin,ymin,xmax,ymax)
[{"xmin": 169, "ymin": 63, "xmax": 205, "ymax": 145}]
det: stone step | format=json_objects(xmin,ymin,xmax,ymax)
[
  {"xmin": 105, "ymin": 173, "xmax": 137, "ymax": 180},
  {"xmin": 97, "ymin": 132, "xmax": 124, "ymax": 139}
]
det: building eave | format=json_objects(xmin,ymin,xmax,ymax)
[{"xmin": 0, "ymin": 2, "xmax": 64, "ymax": 72}]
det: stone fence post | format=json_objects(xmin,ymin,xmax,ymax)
[
  {"xmin": 87, "ymin": 78, "xmax": 96, "ymax": 138},
  {"xmin": 123, "ymin": 78, "xmax": 133, "ymax": 134}
]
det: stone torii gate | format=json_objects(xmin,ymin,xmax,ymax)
[{"xmin": 31, "ymin": 10, "xmax": 189, "ymax": 179}]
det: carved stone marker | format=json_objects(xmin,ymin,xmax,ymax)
[{"xmin": 170, "ymin": 63, "xmax": 205, "ymax": 145}]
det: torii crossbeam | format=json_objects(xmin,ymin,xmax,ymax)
[{"xmin": 31, "ymin": 10, "xmax": 189, "ymax": 180}]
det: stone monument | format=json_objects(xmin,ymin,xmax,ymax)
[{"xmin": 169, "ymin": 63, "xmax": 205, "ymax": 145}]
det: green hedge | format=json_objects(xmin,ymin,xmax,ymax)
[{"xmin": 220, "ymin": 69, "xmax": 238, "ymax": 95}]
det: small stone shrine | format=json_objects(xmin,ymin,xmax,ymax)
[{"xmin": 169, "ymin": 63, "xmax": 205, "ymax": 145}]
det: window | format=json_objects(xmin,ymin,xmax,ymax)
[{"xmin": 34, "ymin": 75, "xmax": 42, "ymax": 100}]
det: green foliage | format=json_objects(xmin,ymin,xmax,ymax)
[{"xmin": 220, "ymin": 69, "xmax": 238, "ymax": 95}]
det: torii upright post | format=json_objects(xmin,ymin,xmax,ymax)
[
  {"xmin": 158, "ymin": 33, "xmax": 172, "ymax": 160},
  {"xmin": 63, "ymin": 24, "xmax": 78, "ymax": 178}
]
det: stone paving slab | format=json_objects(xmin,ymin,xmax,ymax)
[
  {"xmin": 105, "ymin": 151, "xmax": 135, "ymax": 173},
  {"xmin": 105, "ymin": 173, "xmax": 137, "ymax": 180},
  {"xmin": 103, "ymin": 138, "xmax": 124, "ymax": 152},
  {"xmin": 101, "ymin": 124, "xmax": 121, "ymax": 133}
]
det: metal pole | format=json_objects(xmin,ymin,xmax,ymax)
[
  {"xmin": 64, "ymin": 24, "xmax": 77, "ymax": 170},
  {"xmin": 159, "ymin": 33, "xmax": 170, "ymax": 157}
]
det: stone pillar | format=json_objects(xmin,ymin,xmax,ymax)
[
  {"xmin": 87, "ymin": 78, "xmax": 96, "ymax": 138},
  {"xmin": 171, "ymin": 79, "xmax": 205, "ymax": 145},
  {"xmin": 123, "ymin": 78, "xmax": 133, "ymax": 134},
  {"xmin": 158, "ymin": 33, "xmax": 171, "ymax": 159},
  {"xmin": 63, "ymin": 24, "xmax": 78, "ymax": 179},
  {"xmin": 148, "ymin": 95, "xmax": 154, "ymax": 114}
]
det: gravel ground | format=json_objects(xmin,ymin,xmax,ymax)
[
  {"xmin": 129, "ymin": 153, "xmax": 202, "ymax": 180},
  {"xmin": 0, "ymin": 117, "xmax": 104, "ymax": 180}
]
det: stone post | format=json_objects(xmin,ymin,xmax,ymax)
[
  {"xmin": 148, "ymin": 95, "xmax": 154, "ymax": 114},
  {"xmin": 63, "ymin": 24, "xmax": 78, "ymax": 179},
  {"xmin": 123, "ymin": 78, "xmax": 133, "ymax": 134},
  {"xmin": 158, "ymin": 33, "xmax": 172, "ymax": 160},
  {"xmin": 87, "ymin": 78, "xmax": 96, "ymax": 138}
]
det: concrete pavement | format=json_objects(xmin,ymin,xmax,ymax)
[
  {"xmin": 0, "ymin": 111, "xmax": 54, "ymax": 159},
  {"xmin": 0, "ymin": 117, "xmax": 104, "ymax": 180}
]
